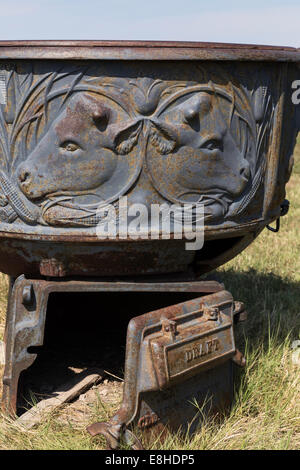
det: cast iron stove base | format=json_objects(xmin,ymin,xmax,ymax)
[{"xmin": 1, "ymin": 274, "xmax": 246, "ymax": 449}]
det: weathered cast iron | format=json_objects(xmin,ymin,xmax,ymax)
[
  {"xmin": 87, "ymin": 287, "xmax": 246, "ymax": 449},
  {"xmin": 0, "ymin": 41, "xmax": 299, "ymax": 277},
  {"xmin": 0, "ymin": 41, "xmax": 299, "ymax": 449},
  {"xmin": 2, "ymin": 273, "xmax": 246, "ymax": 449},
  {"xmin": 1, "ymin": 274, "xmax": 226, "ymax": 415}
]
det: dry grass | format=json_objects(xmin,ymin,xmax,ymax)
[{"xmin": 0, "ymin": 140, "xmax": 299, "ymax": 450}]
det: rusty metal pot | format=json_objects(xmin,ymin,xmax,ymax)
[{"xmin": 0, "ymin": 41, "xmax": 299, "ymax": 278}]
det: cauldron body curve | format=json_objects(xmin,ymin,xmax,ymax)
[{"xmin": 0, "ymin": 41, "xmax": 299, "ymax": 278}]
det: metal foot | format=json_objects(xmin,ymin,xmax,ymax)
[
  {"xmin": 2, "ymin": 275, "xmax": 47, "ymax": 414},
  {"xmin": 87, "ymin": 421, "xmax": 144, "ymax": 450}
]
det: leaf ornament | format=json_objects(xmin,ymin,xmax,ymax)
[
  {"xmin": 148, "ymin": 120, "xmax": 177, "ymax": 155},
  {"xmin": 0, "ymin": 169, "xmax": 41, "ymax": 224},
  {"xmin": 114, "ymin": 121, "xmax": 143, "ymax": 155}
]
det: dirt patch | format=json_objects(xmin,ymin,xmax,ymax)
[{"xmin": 57, "ymin": 377, "xmax": 123, "ymax": 428}]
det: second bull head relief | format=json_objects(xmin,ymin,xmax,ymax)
[{"xmin": 0, "ymin": 71, "xmax": 274, "ymax": 228}]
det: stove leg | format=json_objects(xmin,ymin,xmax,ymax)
[{"xmin": 1, "ymin": 275, "xmax": 47, "ymax": 415}]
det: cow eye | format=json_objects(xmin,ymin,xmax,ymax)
[
  {"xmin": 61, "ymin": 141, "xmax": 80, "ymax": 152},
  {"xmin": 200, "ymin": 138, "xmax": 222, "ymax": 151}
]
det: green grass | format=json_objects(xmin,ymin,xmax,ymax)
[{"xmin": 0, "ymin": 139, "xmax": 299, "ymax": 450}]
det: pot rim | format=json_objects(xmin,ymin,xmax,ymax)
[
  {"xmin": 0, "ymin": 218, "xmax": 266, "ymax": 243},
  {"xmin": 0, "ymin": 40, "xmax": 299, "ymax": 61}
]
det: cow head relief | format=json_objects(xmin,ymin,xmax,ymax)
[
  {"xmin": 6, "ymin": 78, "xmax": 259, "ymax": 228},
  {"xmin": 17, "ymin": 93, "xmax": 119, "ymax": 200},
  {"xmin": 146, "ymin": 89, "xmax": 254, "ymax": 219},
  {"xmin": 176, "ymin": 92, "xmax": 251, "ymax": 196}
]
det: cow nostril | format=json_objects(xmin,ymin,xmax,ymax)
[{"xmin": 19, "ymin": 170, "xmax": 30, "ymax": 184}]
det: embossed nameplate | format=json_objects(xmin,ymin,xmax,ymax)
[
  {"xmin": 149, "ymin": 309, "xmax": 235, "ymax": 389},
  {"xmin": 166, "ymin": 327, "xmax": 234, "ymax": 380}
]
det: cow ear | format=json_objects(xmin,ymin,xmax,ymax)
[
  {"xmin": 182, "ymin": 92, "xmax": 212, "ymax": 125},
  {"xmin": 76, "ymin": 94, "xmax": 111, "ymax": 131},
  {"xmin": 92, "ymin": 105, "xmax": 110, "ymax": 131}
]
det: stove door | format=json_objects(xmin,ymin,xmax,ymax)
[
  {"xmin": 123, "ymin": 289, "xmax": 236, "ymax": 435},
  {"xmin": 87, "ymin": 288, "xmax": 242, "ymax": 449}
]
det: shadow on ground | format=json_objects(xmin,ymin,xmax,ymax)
[{"xmin": 212, "ymin": 268, "xmax": 300, "ymax": 347}]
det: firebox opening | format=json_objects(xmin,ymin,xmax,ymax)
[{"xmin": 17, "ymin": 291, "xmax": 201, "ymax": 416}]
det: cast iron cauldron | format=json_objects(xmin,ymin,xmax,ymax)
[{"xmin": 0, "ymin": 41, "xmax": 299, "ymax": 278}]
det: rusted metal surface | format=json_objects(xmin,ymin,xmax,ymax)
[
  {"xmin": 1, "ymin": 259, "xmax": 245, "ymax": 449},
  {"xmin": 2, "ymin": 273, "xmax": 243, "ymax": 449},
  {"xmin": 87, "ymin": 289, "xmax": 241, "ymax": 449},
  {"xmin": 0, "ymin": 41, "xmax": 297, "ymax": 447},
  {"xmin": 231, "ymin": 349, "xmax": 247, "ymax": 368},
  {"xmin": 0, "ymin": 48, "xmax": 298, "ymax": 277},
  {"xmin": 0, "ymin": 41, "xmax": 299, "ymax": 61},
  {"xmin": 1, "ymin": 274, "xmax": 226, "ymax": 415}
]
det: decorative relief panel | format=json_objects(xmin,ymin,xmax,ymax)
[{"xmin": 0, "ymin": 62, "xmax": 277, "ymax": 230}]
